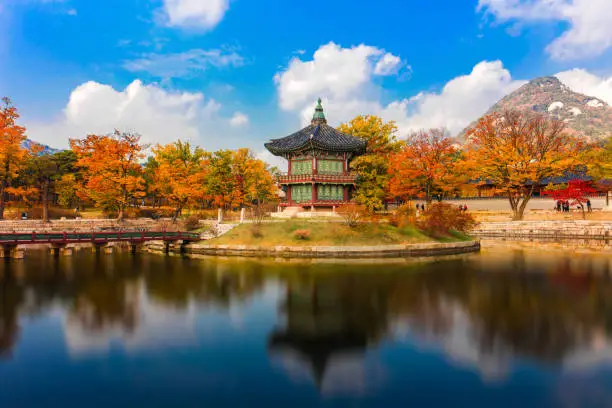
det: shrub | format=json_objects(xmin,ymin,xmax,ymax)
[
  {"xmin": 337, "ymin": 203, "xmax": 365, "ymax": 228},
  {"xmin": 251, "ymin": 225, "xmax": 263, "ymax": 238},
  {"xmin": 417, "ymin": 203, "xmax": 477, "ymax": 236},
  {"xmin": 293, "ymin": 229, "xmax": 311, "ymax": 240},
  {"xmin": 390, "ymin": 203, "xmax": 416, "ymax": 228},
  {"xmin": 181, "ymin": 214, "xmax": 201, "ymax": 231},
  {"xmin": 139, "ymin": 207, "xmax": 174, "ymax": 220}
]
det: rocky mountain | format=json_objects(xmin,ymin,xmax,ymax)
[
  {"xmin": 23, "ymin": 139, "xmax": 60, "ymax": 155},
  {"xmin": 463, "ymin": 76, "xmax": 612, "ymax": 141}
]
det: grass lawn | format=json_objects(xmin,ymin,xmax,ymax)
[{"xmin": 209, "ymin": 220, "xmax": 472, "ymax": 247}]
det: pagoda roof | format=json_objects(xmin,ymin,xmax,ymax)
[
  {"xmin": 265, "ymin": 124, "xmax": 367, "ymax": 156},
  {"xmin": 265, "ymin": 99, "xmax": 366, "ymax": 156}
]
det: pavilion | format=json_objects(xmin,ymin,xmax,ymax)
[{"xmin": 265, "ymin": 99, "xmax": 366, "ymax": 211}]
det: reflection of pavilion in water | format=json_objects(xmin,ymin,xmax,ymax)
[{"xmin": 268, "ymin": 280, "xmax": 388, "ymax": 389}]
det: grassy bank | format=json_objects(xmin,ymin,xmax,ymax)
[{"xmin": 209, "ymin": 220, "xmax": 471, "ymax": 247}]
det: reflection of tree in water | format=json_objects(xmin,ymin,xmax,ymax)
[
  {"xmin": 0, "ymin": 278, "xmax": 22, "ymax": 359},
  {"xmin": 143, "ymin": 258, "xmax": 265, "ymax": 309},
  {"xmin": 4, "ymin": 248, "xmax": 612, "ymax": 371},
  {"xmin": 0, "ymin": 253, "xmax": 269, "ymax": 354},
  {"xmin": 62, "ymin": 254, "xmax": 142, "ymax": 334},
  {"xmin": 269, "ymin": 254, "xmax": 612, "ymax": 386},
  {"xmin": 68, "ymin": 278, "xmax": 140, "ymax": 334},
  {"xmin": 389, "ymin": 256, "xmax": 612, "ymax": 365},
  {"xmin": 268, "ymin": 275, "xmax": 389, "ymax": 388}
]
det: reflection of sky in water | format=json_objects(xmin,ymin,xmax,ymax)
[
  {"xmin": 2, "ymin": 249, "xmax": 612, "ymax": 406},
  {"xmin": 64, "ymin": 280, "xmax": 282, "ymax": 356}
]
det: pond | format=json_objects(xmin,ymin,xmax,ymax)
[{"xmin": 2, "ymin": 246, "xmax": 612, "ymax": 407}]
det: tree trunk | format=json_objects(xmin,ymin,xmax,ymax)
[
  {"xmin": 172, "ymin": 204, "xmax": 183, "ymax": 222},
  {"xmin": 117, "ymin": 206, "xmax": 125, "ymax": 222},
  {"xmin": 0, "ymin": 182, "xmax": 6, "ymax": 220},
  {"xmin": 508, "ymin": 194, "xmax": 519, "ymax": 220},
  {"xmin": 42, "ymin": 179, "xmax": 50, "ymax": 222}
]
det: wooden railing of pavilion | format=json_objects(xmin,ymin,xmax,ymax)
[{"xmin": 277, "ymin": 172, "xmax": 357, "ymax": 184}]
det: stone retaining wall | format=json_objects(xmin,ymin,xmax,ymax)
[
  {"xmin": 163, "ymin": 240, "xmax": 481, "ymax": 259},
  {"xmin": 0, "ymin": 218, "xmax": 160, "ymax": 233},
  {"xmin": 472, "ymin": 221, "xmax": 612, "ymax": 239}
]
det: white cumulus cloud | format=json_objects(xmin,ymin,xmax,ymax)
[
  {"xmin": 274, "ymin": 42, "xmax": 524, "ymax": 136},
  {"xmin": 161, "ymin": 0, "xmax": 229, "ymax": 30},
  {"xmin": 478, "ymin": 0, "xmax": 612, "ymax": 60},
  {"xmin": 373, "ymin": 53, "xmax": 404, "ymax": 76},
  {"xmin": 230, "ymin": 112, "xmax": 249, "ymax": 127},
  {"xmin": 25, "ymin": 80, "xmax": 245, "ymax": 149},
  {"xmin": 275, "ymin": 42, "xmax": 406, "ymax": 114},
  {"xmin": 555, "ymin": 68, "xmax": 612, "ymax": 105},
  {"xmin": 389, "ymin": 60, "xmax": 526, "ymax": 134}
]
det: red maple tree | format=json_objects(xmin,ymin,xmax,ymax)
[{"xmin": 543, "ymin": 179, "xmax": 597, "ymax": 219}]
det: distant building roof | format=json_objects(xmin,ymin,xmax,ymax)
[{"xmin": 265, "ymin": 99, "xmax": 367, "ymax": 157}]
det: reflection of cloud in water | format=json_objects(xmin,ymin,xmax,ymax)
[
  {"xmin": 392, "ymin": 300, "xmax": 510, "ymax": 382},
  {"xmin": 393, "ymin": 300, "xmax": 612, "ymax": 383},
  {"xmin": 271, "ymin": 350, "xmax": 385, "ymax": 396},
  {"xmin": 563, "ymin": 332, "xmax": 612, "ymax": 373},
  {"xmin": 64, "ymin": 282, "xmax": 197, "ymax": 357}
]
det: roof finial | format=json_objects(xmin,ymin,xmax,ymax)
[{"xmin": 311, "ymin": 97, "xmax": 327, "ymax": 126}]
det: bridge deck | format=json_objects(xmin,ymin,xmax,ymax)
[{"xmin": 0, "ymin": 231, "xmax": 200, "ymax": 246}]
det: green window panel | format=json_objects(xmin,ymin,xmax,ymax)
[
  {"xmin": 317, "ymin": 160, "xmax": 343, "ymax": 174},
  {"xmin": 292, "ymin": 185, "xmax": 312, "ymax": 203},
  {"xmin": 291, "ymin": 160, "xmax": 313, "ymax": 175},
  {"xmin": 317, "ymin": 184, "xmax": 344, "ymax": 201}
]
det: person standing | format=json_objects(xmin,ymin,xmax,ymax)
[{"xmin": 587, "ymin": 199, "xmax": 592, "ymax": 213}]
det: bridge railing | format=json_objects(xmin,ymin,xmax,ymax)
[{"xmin": 0, "ymin": 230, "xmax": 201, "ymax": 245}]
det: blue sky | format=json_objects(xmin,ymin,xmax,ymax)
[{"xmin": 1, "ymin": 0, "xmax": 612, "ymax": 161}]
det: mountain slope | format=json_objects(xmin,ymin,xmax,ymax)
[
  {"xmin": 463, "ymin": 76, "xmax": 612, "ymax": 140},
  {"xmin": 23, "ymin": 139, "xmax": 60, "ymax": 155}
]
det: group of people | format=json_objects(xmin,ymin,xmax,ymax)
[
  {"xmin": 555, "ymin": 199, "xmax": 592, "ymax": 213},
  {"xmin": 414, "ymin": 203, "xmax": 469, "ymax": 212}
]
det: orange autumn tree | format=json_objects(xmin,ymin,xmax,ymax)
[
  {"xmin": 389, "ymin": 128, "xmax": 462, "ymax": 203},
  {"xmin": 465, "ymin": 110, "xmax": 583, "ymax": 221},
  {"xmin": 0, "ymin": 98, "xmax": 29, "ymax": 219},
  {"xmin": 70, "ymin": 131, "xmax": 146, "ymax": 221},
  {"xmin": 151, "ymin": 140, "xmax": 208, "ymax": 221}
]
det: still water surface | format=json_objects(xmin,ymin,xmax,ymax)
[{"xmin": 2, "ymin": 247, "xmax": 612, "ymax": 407}]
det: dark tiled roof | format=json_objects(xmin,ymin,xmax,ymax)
[
  {"xmin": 471, "ymin": 171, "xmax": 592, "ymax": 186},
  {"xmin": 526, "ymin": 171, "xmax": 592, "ymax": 186},
  {"xmin": 265, "ymin": 124, "xmax": 367, "ymax": 156}
]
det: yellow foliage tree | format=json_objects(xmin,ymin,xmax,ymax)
[
  {"xmin": 206, "ymin": 148, "xmax": 277, "ymax": 211},
  {"xmin": 338, "ymin": 115, "xmax": 402, "ymax": 212}
]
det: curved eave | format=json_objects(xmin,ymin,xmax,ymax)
[
  {"xmin": 265, "ymin": 126, "xmax": 366, "ymax": 157},
  {"xmin": 264, "ymin": 144, "xmax": 366, "ymax": 156}
]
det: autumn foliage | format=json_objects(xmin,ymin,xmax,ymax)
[
  {"xmin": 416, "ymin": 203, "xmax": 477, "ymax": 236},
  {"xmin": 465, "ymin": 110, "xmax": 584, "ymax": 220},
  {"xmin": 389, "ymin": 128, "xmax": 462, "ymax": 203},
  {"xmin": 71, "ymin": 131, "xmax": 146, "ymax": 221},
  {"xmin": 0, "ymin": 98, "xmax": 29, "ymax": 219},
  {"xmin": 2, "ymin": 96, "xmax": 611, "ymax": 225},
  {"xmin": 150, "ymin": 141, "xmax": 207, "ymax": 221},
  {"xmin": 543, "ymin": 179, "xmax": 597, "ymax": 219},
  {"xmin": 338, "ymin": 115, "xmax": 402, "ymax": 212}
]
